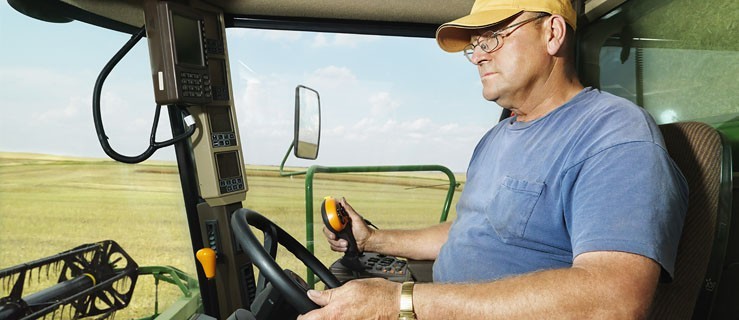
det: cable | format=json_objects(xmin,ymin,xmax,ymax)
[
  {"xmin": 364, "ymin": 218, "xmax": 379, "ymax": 230},
  {"xmin": 92, "ymin": 26, "xmax": 196, "ymax": 164}
]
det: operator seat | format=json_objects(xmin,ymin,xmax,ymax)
[{"xmin": 648, "ymin": 121, "xmax": 733, "ymax": 319}]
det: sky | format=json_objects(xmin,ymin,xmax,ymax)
[{"xmin": 0, "ymin": 2, "xmax": 502, "ymax": 173}]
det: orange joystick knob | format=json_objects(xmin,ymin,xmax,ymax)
[
  {"xmin": 321, "ymin": 196, "xmax": 364, "ymax": 271},
  {"xmin": 196, "ymin": 248, "xmax": 217, "ymax": 279},
  {"xmin": 322, "ymin": 196, "xmax": 348, "ymax": 233}
]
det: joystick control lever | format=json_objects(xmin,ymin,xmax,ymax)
[{"xmin": 321, "ymin": 196, "xmax": 364, "ymax": 271}]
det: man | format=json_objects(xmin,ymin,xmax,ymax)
[{"xmin": 298, "ymin": 0, "xmax": 688, "ymax": 318}]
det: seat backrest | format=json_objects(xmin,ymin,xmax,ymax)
[{"xmin": 648, "ymin": 122, "xmax": 733, "ymax": 320}]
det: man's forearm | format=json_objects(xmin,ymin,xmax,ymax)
[
  {"xmin": 413, "ymin": 251, "xmax": 660, "ymax": 319},
  {"xmin": 365, "ymin": 221, "xmax": 451, "ymax": 260}
]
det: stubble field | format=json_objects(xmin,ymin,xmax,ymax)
[{"xmin": 0, "ymin": 152, "xmax": 461, "ymax": 318}]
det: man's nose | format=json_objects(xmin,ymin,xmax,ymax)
[{"xmin": 471, "ymin": 47, "xmax": 490, "ymax": 65}]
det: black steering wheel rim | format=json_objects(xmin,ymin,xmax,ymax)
[{"xmin": 231, "ymin": 208, "xmax": 341, "ymax": 314}]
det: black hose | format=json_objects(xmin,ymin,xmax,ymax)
[{"xmin": 92, "ymin": 26, "xmax": 196, "ymax": 164}]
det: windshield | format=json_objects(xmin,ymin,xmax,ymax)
[
  {"xmin": 0, "ymin": 2, "xmax": 499, "ymax": 317},
  {"xmin": 225, "ymin": 29, "xmax": 501, "ymax": 171}
]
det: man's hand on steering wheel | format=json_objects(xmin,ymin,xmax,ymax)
[
  {"xmin": 297, "ymin": 278, "xmax": 401, "ymax": 320},
  {"xmin": 231, "ymin": 208, "xmax": 341, "ymax": 315}
]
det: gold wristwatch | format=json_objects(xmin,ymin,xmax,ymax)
[{"xmin": 398, "ymin": 281, "xmax": 417, "ymax": 320}]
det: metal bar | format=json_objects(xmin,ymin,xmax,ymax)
[
  {"xmin": 18, "ymin": 268, "xmax": 136, "ymax": 320},
  {"xmin": 136, "ymin": 266, "xmax": 202, "ymax": 320},
  {"xmin": 167, "ymin": 106, "xmax": 219, "ymax": 316},
  {"xmin": 279, "ymin": 142, "xmax": 309, "ymax": 177},
  {"xmin": 228, "ymin": 15, "xmax": 437, "ymax": 38},
  {"xmin": 304, "ymin": 166, "xmax": 317, "ymax": 287},
  {"xmin": 303, "ymin": 164, "xmax": 458, "ymax": 287}
]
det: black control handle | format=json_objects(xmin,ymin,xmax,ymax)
[{"xmin": 321, "ymin": 197, "xmax": 364, "ymax": 271}]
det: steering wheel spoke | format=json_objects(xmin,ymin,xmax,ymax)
[
  {"xmin": 256, "ymin": 225, "xmax": 279, "ymax": 292},
  {"xmin": 231, "ymin": 208, "xmax": 341, "ymax": 314}
]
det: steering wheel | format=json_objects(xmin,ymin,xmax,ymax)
[{"xmin": 231, "ymin": 208, "xmax": 341, "ymax": 314}]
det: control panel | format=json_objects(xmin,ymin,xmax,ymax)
[
  {"xmin": 144, "ymin": 1, "xmax": 212, "ymax": 105},
  {"xmin": 143, "ymin": 2, "xmax": 251, "ymax": 317},
  {"xmin": 329, "ymin": 252, "xmax": 412, "ymax": 283},
  {"xmin": 144, "ymin": 0, "xmax": 247, "ymax": 206}
]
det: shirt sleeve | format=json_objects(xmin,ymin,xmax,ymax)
[{"xmin": 563, "ymin": 141, "xmax": 688, "ymax": 278}]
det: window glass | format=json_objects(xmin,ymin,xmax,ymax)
[
  {"xmin": 1, "ymin": 3, "xmax": 501, "ymax": 316},
  {"xmin": 592, "ymin": 0, "xmax": 739, "ymax": 126},
  {"xmin": 224, "ymin": 29, "xmax": 500, "ymax": 284}
]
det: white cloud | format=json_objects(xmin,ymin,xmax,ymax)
[
  {"xmin": 306, "ymin": 65, "xmax": 357, "ymax": 89},
  {"xmin": 0, "ymin": 61, "xmax": 490, "ymax": 171},
  {"xmin": 440, "ymin": 123, "xmax": 459, "ymax": 132},
  {"xmin": 312, "ymin": 34, "xmax": 329, "ymax": 48},
  {"xmin": 369, "ymin": 92, "xmax": 400, "ymax": 116},
  {"xmin": 317, "ymin": 113, "xmax": 486, "ymax": 170},
  {"xmin": 379, "ymin": 119, "xmax": 397, "ymax": 133},
  {"xmin": 227, "ymin": 26, "xmax": 377, "ymax": 49},
  {"xmin": 228, "ymin": 29, "xmax": 302, "ymax": 42},
  {"xmin": 262, "ymin": 30, "xmax": 302, "ymax": 42},
  {"xmin": 334, "ymin": 34, "xmax": 379, "ymax": 47},
  {"xmin": 404, "ymin": 118, "xmax": 432, "ymax": 131},
  {"xmin": 0, "ymin": 67, "xmax": 88, "ymax": 128},
  {"xmin": 33, "ymin": 96, "xmax": 83, "ymax": 123},
  {"xmin": 311, "ymin": 33, "xmax": 379, "ymax": 48},
  {"xmin": 226, "ymin": 28, "xmax": 248, "ymax": 38},
  {"xmin": 2, "ymin": 67, "xmax": 67, "ymax": 87}
]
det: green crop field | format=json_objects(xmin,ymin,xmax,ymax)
[{"xmin": 0, "ymin": 152, "xmax": 462, "ymax": 318}]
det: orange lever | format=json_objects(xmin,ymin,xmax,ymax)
[
  {"xmin": 322, "ymin": 196, "xmax": 348, "ymax": 233},
  {"xmin": 196, "ymin": 248, "xmax": 217, "ymax": 279}
]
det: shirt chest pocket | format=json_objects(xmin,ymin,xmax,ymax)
[{"xmin": 486, "ymin": 176, "xmax": 545, "ymax": 242}]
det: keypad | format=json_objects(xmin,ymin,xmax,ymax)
[
  {"xmin": 367, "ymin": 255, "xmax": 408, "ymax": 275},
  {"xmin": 219, "ymin": 176, "xmax": 245, "ymax": 194},
  {"xmin": 180, "ymin": 72, "xmax": 212, "ymax": 99},
  {"xmin": 330, "ymin": 252, "xmax": 412, "ymax": 283},
  {"xmin": 212, "ymin": 131, "xmax": 237, "ymax": 148}
]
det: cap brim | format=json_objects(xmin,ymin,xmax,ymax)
[{"xmin": 436, "ymin": 9, "xmax": 522, "ymax": 52}]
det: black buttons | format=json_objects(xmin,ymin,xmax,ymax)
[
  {"xmin": 179, "ymin": 71, "xmax": 212, "ymax": 101},
  {"xmin": 211, "ymin": 131, "xmax": 237, "ymax": 148},
  {"xmin": 219, "ymin": 176, "xmax": 244, "ymax": 194}
]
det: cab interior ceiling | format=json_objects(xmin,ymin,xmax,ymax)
[{"xmin": 13, "ymin": 0, "xmax": 612, "ymax": 37}]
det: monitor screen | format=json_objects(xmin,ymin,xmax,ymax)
[
  {"xmin": 208, "ymin": 59, "xmax": 226, "ymax": 86},
  {"xmin": 172, "ymin": 13, "xmax": 203, "ymax": 66},
  {"xmin": 216, "ymin": 151, "xmax": 241, "ymax": 179},
  {"xmin": 209, "ymin": 106, "xmax": 233, "ymax": 133}
]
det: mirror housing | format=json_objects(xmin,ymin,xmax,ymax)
[{"xmin": 294, "ymin": 85, "xmax": 321, "ymax": 160}]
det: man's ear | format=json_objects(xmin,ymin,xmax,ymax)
[{"xmin": 545, "ymin": 15, "xmax": 568, "ymax": 56}]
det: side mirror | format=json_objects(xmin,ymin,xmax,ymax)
[{"xmin": 294, "ymin": 85, "xmax": 321, "ymax": 160}]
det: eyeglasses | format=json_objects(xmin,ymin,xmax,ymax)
[{"xmin": 463, "ymin": 14, "xmax": 548, "ymax": 64}]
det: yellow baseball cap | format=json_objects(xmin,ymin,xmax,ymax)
[{"xmin": 436, "ymin": 0, "xmax": 577, "ymax": 52}]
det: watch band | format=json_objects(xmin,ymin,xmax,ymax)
[{"xmin": 398, "ymin": 281, "xmax": 417, "ymax": 320}]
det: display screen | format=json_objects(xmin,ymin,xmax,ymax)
[
  {"xmin": 216, "ymin": 151, "xmax": 241, "ymax": 179},
  {"xmin": 209, "ymin": 106, "xmax": 233, "ymax": 133},
  {"xmin": 172, "ymin": 13, "xmax": 203, "ymax": 66},
  {"xmin": 208, "ymin": 59, "xmax": 226, "ymax": 86}
]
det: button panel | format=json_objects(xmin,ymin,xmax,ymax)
[
  {"xmin": 179, "ymin": 71, "xmax": 212, "ymax": 99},
  {"xmin": 219, "ymin": 176, "xmax": 245, "ymax": 194},
  {"xmin": 330, "ymin": 252, "xmax": 412, "ymax": 283},
  {"xmin": 212, "ymin": 131, "xmax": 237, "ymax": 148}
]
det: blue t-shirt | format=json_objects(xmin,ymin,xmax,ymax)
[{"xmin": 433, "ymin": 87, "xmax": 688, "ymax": 283}]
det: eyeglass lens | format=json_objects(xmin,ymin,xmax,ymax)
[{"xmin": 464, "ymin": 34, "xmax": 499, "ymax": 63}]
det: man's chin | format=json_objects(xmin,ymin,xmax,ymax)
[{"xmin": 482, "ymin": 90, "xmax": 498, "ymax": 102}]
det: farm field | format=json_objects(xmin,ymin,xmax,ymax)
[{"xmin": 0, "ymin": 152, "xmax": 462, "ymax": 318}]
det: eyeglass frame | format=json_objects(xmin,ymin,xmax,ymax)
[{"xmin": 463, "ymin": 13, "xmax": 550, "ymax": 64}]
